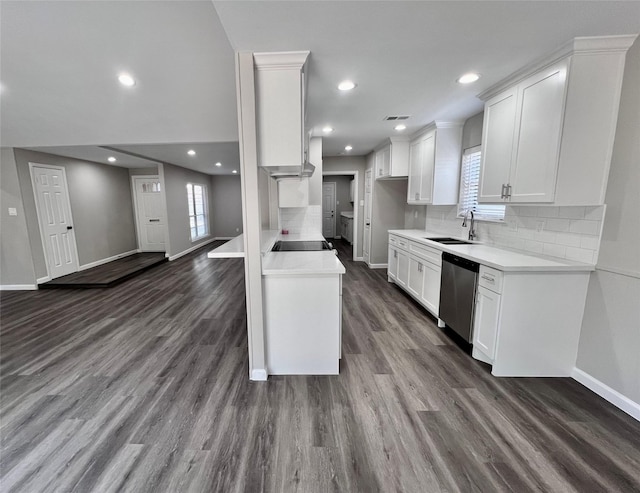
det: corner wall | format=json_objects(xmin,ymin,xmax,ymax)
[{"xmin": 210, "ymin": 175, "xmax": 243, "ymax": 237}]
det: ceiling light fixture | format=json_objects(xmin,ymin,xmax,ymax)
[
  {"xmin": 107, "ymin": 156, "xmax": 116, "ymax": 163},
  {"xmin": 394, "ymin": 124, "xmax": 407, "ymax": 131},
  {"xmin": 338, "ymin": 80, "xmax": 356, "ymax": 91},
  {"xmin": 457, "ymin": 73, "xmax": 480, "ymax": 84},
  {"xmin": 322, "ymin": 126, "xmax": 334, "ymax": 133},
  {"xmin": 215, "ymin": 162, "xmax": 222, "ymax": 167},
  {"xmin": 345, "ymin": 145, "xmax": 353, "ymax": 151},
  {"xmin": 187, "ymin": 149, "xmax": 196, "ymax": 156},
  {"xmin": 118, "ymin": 73, "xmax": 136, "ymax": 87}
]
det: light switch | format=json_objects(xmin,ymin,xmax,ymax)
[
  {"xmin": 336, "ymin": 200, "xmax": 340, "ymax": 205},
  {"xmin": 8, "ymin": 207, "xmax": 17, "ymax": 216}
]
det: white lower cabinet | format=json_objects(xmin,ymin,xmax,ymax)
[
  {"xmin": 472, "ymin": 285, "xmax": 501, "ymax": 362},
  {"xmin": 396, "ymin": 249, "xmax": 409, "ymax": 288},
  {"xmin": 420, "ymin": 261, "xmax": 441, "ymax": 316},
  {"xmin": 407, "ymin": 256, "xmax": 423, "ymax": 298},
  {"xmin": 388, "ymin": 246, "xmax": 398, "ymax": 280}
]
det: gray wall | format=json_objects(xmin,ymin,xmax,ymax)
[
  {"xmin": 0, "ymin": 148, "xmax": 36, "ymax": 285},
  {"xmin": 323, "ymin": 156, "xmax": 366, "ymax": 258},
  {"xmin": 13, "ymin": 148, "xmax": 137, "ymax": 279},
  {"xmin": 576, "ymin": 39, "xmax": 640, "ymax": 405},
  {"xmin": 162, "ymin": 162, "xmax": 215, "ymax": 257},
  {"xmin": 210, "ymin": 175, "xmax": 243, "ymax": 237}
]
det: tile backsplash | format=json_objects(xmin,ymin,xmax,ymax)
[
  {"xmin": 423, "ymin": 205, "xmax": 605, "ymax": 264},
  {"xmin": 279, "ymin": 205, "xmax": 322, "ymax": 235}
]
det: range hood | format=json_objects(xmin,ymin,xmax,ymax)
[
  {"xmin": 254, "ymin": 51, "xmax": 314, "ymax": 178},
  {"xmin": 268, "ymin": 161, "xmax": 315, "ymax": 178}
]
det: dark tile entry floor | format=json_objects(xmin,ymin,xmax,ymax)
[{"xmin": 39, "ymin": 252, "xmax": 166, "ymax": 289}]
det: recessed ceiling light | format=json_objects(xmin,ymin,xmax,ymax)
[
  {"xmin": 215, "ymin": 162, "xmax": 222, "ymax": 167},
  {"xmin": 457, "ymin": 73, "xmax": 480, "ymax": 84},
  {"xmin": 187, "ymin": 149, "xmax": 196, "ymax": 156},
  {"xmin": 338, "ymin": 80, "xmax": 356, "ymax": 91},
  {"xmin": 394, "ymin": 124, "xmax": 407, "ymax": 131},
  {"xmin": 118, "ymin": 73, "xmax": 136, "ymax": 87},
  {"xmin": 232, "ymin": 170, "xmax": 238, "ymax": 174},
  {"xmin": 345, "ymin": 145, "xmax": 353, "ymax": 151},
  {"xmin": 107, "ymin": 156, "xmax": 116, "ymax": 163},
  {"xmin": 322, "ymin": 126, "xmax": 334, "ymax": 133}
]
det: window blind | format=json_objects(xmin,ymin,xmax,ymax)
[{"xmin": 458, "ymin": 146, "xmax": 505, "ymax": 221}]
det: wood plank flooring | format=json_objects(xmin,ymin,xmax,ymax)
[
  {"xmin": 1, "ymin": 239, "xmax": 639, "ymax": 492},
  {"xmin": 39, "ymin": 252, "xmax": 167, "ymax": 289}
]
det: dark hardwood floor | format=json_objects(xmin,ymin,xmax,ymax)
[
  {"xmin": 39, "ymin": 252, "xmax": 167, "ymax": 289},
  {"xmin": 1, "ymin": 239, "xmax": 639, "ymax": 492}
]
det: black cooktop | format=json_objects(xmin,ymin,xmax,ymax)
[{"xmin": 271, "ymin": 240, "xmax": 332, "ymax": 252}]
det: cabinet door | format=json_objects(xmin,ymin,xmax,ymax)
[
  {"xmin": 510, "ymin": 61, "xmax": 567, "ymax": 203},
  {"xmin": 407, "ymin": 138, "xmax": 422, "ymax": 203},
  {"xmin": 473, "ymin": 286, "xmax": 501, "ymax": 360},
  {"xmin": 419, "ymin": 132, "xmax": 435, "ymax": 203},
  {"xmin": 388, "ymin": 247, "xmax": 398, "ymax": 280},
  {"xmin": 420, "ymin": 261, "xmax": 441, "ymax": 316},
  {"xmin": 381, "ymin": 146, "xmax": 391, "ymax": 176},
  {"xmin": 478, "ymin": 88, "xmax": 517, "ymax": 203},
  {"xmin": 396, "ymin": 250, "xmax": 409, "ymax": 288},
  {"xmin": 407, "ymin": 256, "xmax": 423, "ymax": 298}
]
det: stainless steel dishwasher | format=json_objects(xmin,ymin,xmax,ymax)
[{"xmin": 439, "ymin": 252, "xmax": 479, "ymax": 343}]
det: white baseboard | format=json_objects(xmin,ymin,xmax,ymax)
[
  {"xmin": 368, "ymin": 263, "xmax": 388, "ymax": 269},
  {"xmin": 78, "ymin": 249, "xmax": 138, "ymax": 271},
  {"xmin": 572, "ymin": 367, "xmax": 640, "ymax": 422},
  {"xmin": 0, "ymin": 284, "xmax": 37, "ymax": 291},
  {"xmin": 213, "ymin": 236, "xmax": 234, "ymax": 240},
  {"xmin": 37, "ymin": 276, "xmax": 50, "ymax": 284},
  {"xmin": 168, "ymin": 237, "xmax": 217, "ymax": 261},
  {"xmin": 250, "ymin": 368, "xmax": 268, "ymax": 381},
  {"xmin": 354, "ymin": 256, "xmax": 364, "ymax": 262}
]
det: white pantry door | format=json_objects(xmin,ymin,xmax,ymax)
[
  {"xmin": 31, "ymin": 164, "xmax": 79, "ymax": 279},
  {"xmin": 322, "ymin": 182, "xmax": 336, "ymax": 238},
  {"xmin": 363, "ymin": 169, "xmax": 372, "ymax": 264},
  {"xmin": 133, "ymin": 176, "xmax": 166, "ymax": 251}
]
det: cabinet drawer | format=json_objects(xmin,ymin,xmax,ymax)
[
  {"xmin": 478, "ymin": 265, "xmax": 503, "ymax": 293},
  {"xmin": 389, "ymin": 234, "xmax": 398, "ymax": 245},
  {"xmin": 408, "ymin": 241, "xmax": 441, "ymax": 266}
]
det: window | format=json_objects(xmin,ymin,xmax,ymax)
[
  {"xmin": 187, "ymin": 183, "xmax": 209, "ymax": 241},
  {"xmin": 458, "ymin": 146, "xmax": 505, "ymax": 221}
]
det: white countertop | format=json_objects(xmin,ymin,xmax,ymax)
[
  {"xmin": 389, "ymin": 229, "xmax": 595, "ymax": 272},
  {"xmin": 207, "ymin": 235, "xmax": 245, "ymax": 258},
  {"xmin": 262, "ymin": 231, "xmax": 345, "ymax": 276},
  {"xmin": 340, "ymin": 211, "xmax": 354, "ymax": 219}
]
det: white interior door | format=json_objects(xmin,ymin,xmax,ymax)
[
  {"xmin": 133, "ymin": 176, "xmax": 166, "ymax": 251},
  {"xmin": 30, "ymin": 164, "xmax": 79, "ymax": 279},
  {"xmin": 363, "ymin": 169, "xmax": 372, "ymax": 263},
  {"xmin": 322, "ymin": 182, "xmax": 336, "ymax": 238}
]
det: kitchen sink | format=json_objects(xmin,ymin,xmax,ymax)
[{"xmin": 425, "ymin": 237, "xmax": 473, "ymax": 245}]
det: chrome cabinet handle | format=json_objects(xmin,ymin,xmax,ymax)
[
  {"xmin": 481, "ymin": 275, "xmax": 495, "ymax": 283},
  {"xmin": 506, "ymin": 184, "xmax": 512, "ymax": 198},
  {"xmin": 394, "ymin": 251, "xmax": 398, "ymax": 258},
  {"xmin": 415, "ymin": 192, "xmax": 419, "ymax": 200},
  {"xmin": 500, "ymin": 184, "xmax": 507, "ymax": 199}
]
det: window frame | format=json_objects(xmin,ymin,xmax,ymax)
[
  {"xmin": 457, "ymin": 145, "xmax": 505, "ymax": 222},
  {"xmin": 186, "ymin": 182, "xmax": 209, "ymax": 242}
]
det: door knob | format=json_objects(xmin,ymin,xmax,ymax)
[{"xmin": 66, "ymin": 226, "xmax": 73, "ymax": 230}]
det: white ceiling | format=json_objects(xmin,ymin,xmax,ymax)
[{"xmin": 2, "ymin": 1, "xmax": 639, "ymax": 168}]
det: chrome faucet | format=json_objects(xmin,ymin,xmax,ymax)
[{"xmin": 462, "ymin": 210, "xmax": 476, "ymax": 241}]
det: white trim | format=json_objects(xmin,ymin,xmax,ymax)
[
  {"xmin": 572, "ymin": 368, "xmax": 640, "ymax": 422},
  {"xmin": 78, "ymin": 249, "xmax": 138, "ymax": 271},
  {"xmin": 213, "ymin": 236, "xmax": 235, "ymax": 241},
  {"xmin": 0, "ymin": 284, "xmax": 37, "ymax": 291},
  {"xmin": 37, "ymin": 276, "xmax": 51, "ymax": 284},
  {"xmin": 253, "ymin": 51, "xmax": 309, "ymax": 70},
  {"xmin": 250, "ymin": 368, "xmax": 268, "ymax": 381},
  {"xmin": 595, "ymin": 265, "xmax": 640, "ymax": 280},
  {"xmin": 168, "ymin": 237, "xmax": 217, "ymax": 261},
  {"xmin": 368, "ymin": 263, "xmax": 388, "ymax": 269},
  {"xmin": 28, "ymin": 162, "xmax": 80, "ymax": 280},
  {"xmin": 323, "ymin": 170, "xmax": 360, "ymax": 262}
]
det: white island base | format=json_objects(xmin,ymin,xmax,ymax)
[{"xmin": 263, "ymin": 274, "xmax": 342, "ymax": 375}]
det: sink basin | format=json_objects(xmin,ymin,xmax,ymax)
[{"xmin": 425, "ymin": 237, "xmax": 473, "ymax": 245}]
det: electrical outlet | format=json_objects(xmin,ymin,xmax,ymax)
[
  {"xmin": 414, "ymin": 210, "xmax": 418, "ymax": 219},
  {"xmin": 536, "ymin": 220, "xmax": 545, "ymax": 232},
  {"xmin": 336, "ymin": 200, "xmax": 340, "ymax": 205},
  {"xmin": 236, "ymin": 227, "xmax": 240, "ymax": 232},
  {"xmin": 8, "ymin": 207, "xmax": 17, "ymax": 216}
]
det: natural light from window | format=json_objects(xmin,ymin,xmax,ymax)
[
  {"xmin": 187, "ymin": 183, "xmax": 208, "ymax": 241},
  {"xmin": 458, "ymin": 146, "xmax": 505, "ymax": 221}
]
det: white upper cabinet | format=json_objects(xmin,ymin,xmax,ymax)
[
  {"xmin": 478, "ymin": 35, "xmax": 636, "ymax": 205},
  {"xmin": 375, "ymin": 137, "xmax": 409, "ymax": 179},
  {"xmin": 407, "ymin": 122, "xmax": 463, "ymax": 205}
]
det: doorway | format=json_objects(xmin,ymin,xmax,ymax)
[
  {"xmin": 322, "ymin": 182, "xmax": 336, "ymax": 238},
  {"xmin": 29, "ymin": 163, "xmax": 79, "ymax": 280},
  {"xmin": 322, "ymin": 171, "xmax": 360, "ymax": 261},
  {"xmin": 131, "ymin": 175, "xmax": 166, "ymax": 252}
]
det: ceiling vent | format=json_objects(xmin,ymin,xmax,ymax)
[{"xmin": 384, "ymin": 115, "xmax": 410, "ymax": 121}]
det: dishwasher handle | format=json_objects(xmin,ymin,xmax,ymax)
[{"xmin": 442, "ymin": 252, "xmax": 479, "ymax": 273}]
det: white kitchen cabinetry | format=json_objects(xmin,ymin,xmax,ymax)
[
  {"xmin": 388, "ymin": 233, "xmax": 441, "ymax": 317},
  {"xmin": 407, "ymin": 122, "xmax": 463, "ymax": 205},
  {"xmin": 478, "ymin": 35, "xmax": 635, "ymax": 205},
  {"xmin": 472, "ymin": 266, "xmax": 503, "ymax": 363},
  {"xmin": 340, "ymin": 215, "xmax": 353, "ymax": 244},
  {"xmin": 375, "ymin": 137, "xmax": 410, "ymax": 180}
]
